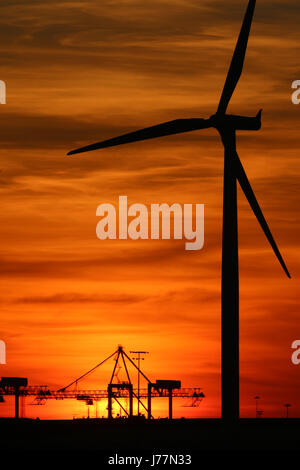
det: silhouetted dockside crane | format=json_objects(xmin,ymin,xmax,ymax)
[{"xmin": 0, "ymin": 346, "xmax": 205, "ymax": 419}]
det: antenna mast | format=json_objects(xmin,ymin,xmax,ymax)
[{"xmin": 130, "ymin": 350, "xmax": 149, "ymax": 415}]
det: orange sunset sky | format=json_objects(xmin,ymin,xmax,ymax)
[{"xmin": 0, "ymin": 0, "xmax": 300, "ymax": 419}]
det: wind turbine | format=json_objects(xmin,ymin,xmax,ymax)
[{"xmin": 67, "ymin": 0, "xmax": 290, "ymax": 422}]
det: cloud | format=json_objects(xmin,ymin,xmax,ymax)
[
  {"xmin": 0, "ymin": 242, "xmax": 188, "ymax": 278},
  {"xmin": 12, "ymin": 292, "xmax": 148, "ymax": 304}
]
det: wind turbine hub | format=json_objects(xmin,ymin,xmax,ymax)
[{"xmin": 209, "ymin": 111, "xmax": 262, "ymax": 132}]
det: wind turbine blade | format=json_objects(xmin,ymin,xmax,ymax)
[
  {"xmin": 233, "ymin": 151, "xmax": 291, "ymax": 278},
  {"xmin": 217, "ymin": 0, "xmax": 256, "ymax": 114},
  {"xmin": 67, "ymin": 118, "xmax": 210, "ymax": 155}
]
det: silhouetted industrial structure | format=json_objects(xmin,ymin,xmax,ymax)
[
  {"xmin": 284, "ymin": 404, "xmax": 291, "ymax": 418},
  {"xmin": 0, "ymin": 377, "xmax": 28, "ymax": 419},
  {"xmin": 130, "ymin": 350, "xmax": 149, "ymax": 416},
  {"xmin": 0, "ymin": 346, "xmax": 204, "ymax": 419}
]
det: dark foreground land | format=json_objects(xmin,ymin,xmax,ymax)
[{"xmin": 1, "ymin": 418, "xmax": 300, "ymax": 453}]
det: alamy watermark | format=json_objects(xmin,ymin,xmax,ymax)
[
  {"xmin": 0, "ymin": 80, "xmax": 6, "ymax": 104},
  {"xmin": 96, "ymin": 196, "xmax": 204, "ymax": 251},
  {"xmin": 291, "ymin": 340, "xmax": 300, "ymax": 365},
  {"xmin": 0, "ymin": 340, "xmax": 6, "ymax": 364},
  {"xmin": 291, "ymin": 80, "xmax": 300, "ymax": 104}
]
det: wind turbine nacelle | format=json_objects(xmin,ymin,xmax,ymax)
[{"xmin": 210, "ymin": 110, "xmax": 262, "ymax": 131}]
